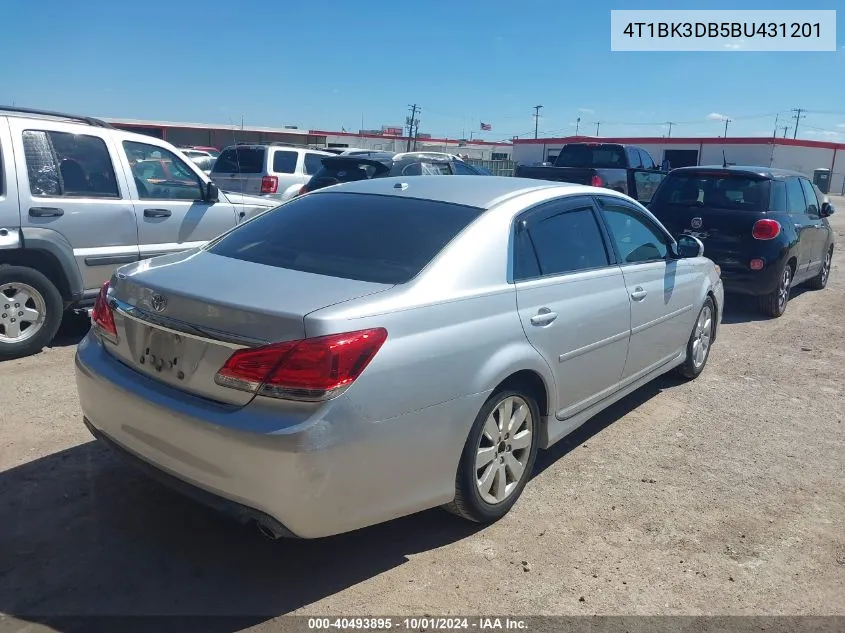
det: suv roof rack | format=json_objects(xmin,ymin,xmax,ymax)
[{"xmin": 0, "ymin": 105, "xmax": 114, "ymax": 129}]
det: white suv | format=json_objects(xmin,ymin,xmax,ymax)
[{"xmin": 210, "ymin": 144, "xmax": 333, "ymax": 201}]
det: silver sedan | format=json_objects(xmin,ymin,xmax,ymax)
[{"xmin": 75, "ymin": 176, "xmax": 723, "ymax": 539}]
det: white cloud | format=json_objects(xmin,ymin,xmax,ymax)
[
  {"xmin": 724, "ymin": 43, "xmax": 741, "ymax": 49},
  {"xmin": 577, "ymin": 107, "xmax": 594, "ymax": 114},
  {"xmin": 707, "ymin": 112, "xmax": 730, "ymax": 121},
  {"xmin": 837, "ymin": 123, "xmax": 845, "ymax": 128}
]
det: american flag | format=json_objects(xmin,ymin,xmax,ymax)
[{"xmin": 480, "ymin": 122, "xmax": 492, "ymax": 131}]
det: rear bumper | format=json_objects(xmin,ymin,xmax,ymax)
[
  {"xmin": 75, "ymin": 333, "xmax": 485, "ymax": 539},
  {"xmin": 718, "ymin": 265, "xmax": 781, "ymax": 296}
]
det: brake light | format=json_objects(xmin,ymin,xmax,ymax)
[
  {"xmin": 91, "ymin": 281, "xmax": 118, "ymax": 342},
  {"xmin": 261, "ymin": 175, "xmax": 279, "ymax": 194},
  {"xmin": 591, "ymin": 174, "xmax": 604, "ymax": 187},
  {"xmin": 215, "ymin": 328, "xmax": 388, "ymax": 401},
  {"xmin": 752, "ymin": 218, "xmax": 781, "ymax": 240}
]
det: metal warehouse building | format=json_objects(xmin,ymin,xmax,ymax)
[{"xmin": 513, "ymin": 136, "xmax": 845, "ymax": 195}]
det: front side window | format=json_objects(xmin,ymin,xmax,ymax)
[
  {"xmin": 23, "ymin": 130, "xmax": 119, "ymax": 198},
  {"xmin": 272, "ymin": 150, "xmax": 298, "ymax": 174},
  {"xmin": 452, "ymin": 161, "xmax": 477, "ymax": 175},
  {"xmin": 519, "ymin": 206, "xmax": 610, "ymax": 279},
  {"xmin": 124, "ymin": 140, "xmax": 202, "ymax": 201},
  {"xmin": 626, "ymin": 147, "xmax": 643, "ymax": 169},
  {"xmin": 638, "ymin": 149, "xmax": 656, "ymax": 170},
  {"xmin": 785, "ymin": 177, "xmax": 807, "ymax": 216},
  {"xmin": 599, "ymin": 200, "xmax": 669, "ymax": 263},
  {"xmin": 799, "ymin": 178, "xmax": 820, "ymax": 218}
]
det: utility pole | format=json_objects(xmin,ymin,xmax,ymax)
[
  {"xmin": 791, "ymin": 107, "xmax": 805, "ymax": 139},
  {"xmin": 723, "ymin": 118, "xmax": 731, "ymax": 137},
  {"xmin": 772, "ymin": 113, "xmax": 779, "ymax": 139},
  {"xmin": 594, "ymin": 121, "xmax": 602, "ymax": 136},
  {"xmin": 575, "ymin": 117, "xmax": 580, "ymax": 135},
  {"xmin": 406, "ymin": 104, "xmax": 419, "ymax": 152},
  {"xmin": 533, "ymin": 105, "xmax": 543, "ymax": 139},
  {"xmin": 666, "ymin": 122, "xmax": 674, "ymax": 138},
  {"xmin": 781, "ymin": 126, "xmax": 789, "ymax": 138}
]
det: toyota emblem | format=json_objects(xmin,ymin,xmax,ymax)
[
  {"xmin": 150, "ymin": 294, "xmax": 168, "ymax": 313},
  {"xmin": 691, "ymin": 217, "xmax": 703, "ymax": 229}
]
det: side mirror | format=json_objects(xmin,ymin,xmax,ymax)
[
  {"xmin": 820, "ymin": 201, "xmax": 835, "ymax": 217},
  {"xmin": 675, "ymin": 234, "xmax": 704, "ymax": 258},
  {"xmin": 204, "ymin": 181, "xmax": 219, "ymax": 203},
  {"xmin": 660, "ymin": 159, "xmax": 671, "ymax": 172}
]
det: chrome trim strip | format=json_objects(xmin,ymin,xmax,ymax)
[
  {"xmin": 630, "ymin": 304, "xmax": 693, "ymax": 336},
  {"xmin": 558, "ymin": 330, "xmax": 629, "ymax": 363},
  {"xmin": 109, "ymin": 297, "xmax": 264, "ymax": 349}
]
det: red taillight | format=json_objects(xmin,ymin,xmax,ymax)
[
  {"xmin": 295, "ymin": 184, "xmax": 308, "ymax": 197},
  {"xmin": 590, "ymin": 174, "xmax": 604, "ymax": 187},
  {"xmin": 215, "ymin": 328, "xmax": 388, "ymax": 401},
  {"xmin": 749, "ymin": 258, "xmax": 765, "ymax": 271},
  {"xmin": 91, "ymin": 281, "xmax": 117, "ymax": 342},
  {"xmin": 752, "ymin": 218, "xmax": 781, "ymax": 240},
  {"xmin": 260, "ymin": 175, "xmax": 279, "ymax": 194}
]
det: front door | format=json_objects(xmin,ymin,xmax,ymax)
[
  {"xmin": 116, "ymin": 137, "xmax": 240, "ymax": 259},
  {"xmin": 595, "ymin": 195, "xmax": 700, "ymax": 380},
  {"xmin": 513, "ymin": 196, "xmax": 631, "ymax": 423},
  {"xmin": 8, "ymin": 117, "xmax": 139, "ymax": 293}
]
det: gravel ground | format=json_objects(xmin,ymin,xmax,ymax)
[{"xmin": 1, "ymin": 199, "xmax": 843, "ymax": 631}]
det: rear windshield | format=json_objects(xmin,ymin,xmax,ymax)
[
  {"xmin": 653, "ymin": 172, "xmax": 769, "ymax": 212},
  {"xmin": 555, "ymin": 144, "xmax": 626, "ymax": 168},
  {"xmin": 211, "ymin": 147, "xmax": 265, "ymax": 173},
  {"xmin": 207, "ymin": 192, "xmax": 483, "ymax": 284},
  {"xmin": 307, "ymin": 159, "xmax": 391, "ymax": 190}
]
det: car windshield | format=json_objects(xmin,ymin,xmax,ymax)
[
  {"xmin": 212, "ymin": 147, "xmax": 265, "ymax": 173},
  {"xmin": 653, "ymin": 172, "xmax": 769, "ymax": 212},
  {"xmin": 554, "ymin": 144, "xmax": 626, "ymax": 168},
  {"xmin": 206, "ymin": 192, "xmax": 483, "ymax": 284}
]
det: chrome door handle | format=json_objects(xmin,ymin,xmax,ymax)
[
  {"xmin": 530, "ymin": 309, "xmax": 558, "ymax": 326},
  {"xmin": 630, "ymin": 287, "xmax": 648, "ymax": 301}
]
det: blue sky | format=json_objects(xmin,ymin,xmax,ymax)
[{"xmin": 2, "ymin": 0, "xmax": 844, "ymax": 141}]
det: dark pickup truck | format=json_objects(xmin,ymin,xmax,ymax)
[{"xmin": 514, "ymin": 142, "xmax": 669, "ymax": 205}]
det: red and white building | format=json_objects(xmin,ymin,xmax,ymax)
[{"xmin": 512, "ymin": 136, "xmax": 845, "ymax": 195}]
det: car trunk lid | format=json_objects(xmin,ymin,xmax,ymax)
[{"xmin": 103, "ymin": 249, "xmax": 392, "ymax": 406}]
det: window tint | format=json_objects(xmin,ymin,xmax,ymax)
[
  {"xmin": 799, "ymin": 178, "xmax": 819, "ymax": 217},
  {"xmin": 522, "ymin": 207, "xmax": 609, "ymax": 277},
  {"xmin": 212, "ymin": 147, "xmax": 265, "ymax": 173},
  {"xmin": 555, "ymin": 144, "xmax": 626, "ymax": 168},
  {"xmin": 23, "ymin": 130, "xmax": 119, "ymax": 198},
  {"xmin": 627, "ymin": 148, "xmax": 643, "ymax": 169},
  {"xmin": 272, "ymin": 150, "xmax": 298, "ymax": 174},
  {"xmin": 769, "ymin": 180, "xmax": 787, "ymax": 212},
  {"xmin": 452, "ymin": 161, "xmax": 477, "ymax": 175},
  {"xmin": 306, "ymin": 159, "xmax": 391, "ymax": 191},
  {"xmin": 785, "ymin": 178, "xmax": 807, "ymax": 215},
  {"xmin": 303, "ymin": 153, "xmax": 326, "ymax": 175},
  {"xmin": 514, "ymin": 224, "xmax": 541, "ymax": 280},
  {"xmin": 207, "ymin": 192, "xmax": 483, "ymax": 284},
  {"xmin": 638, "ymin": 149, "xmax": 656, "ymax": 170},
  {"xmin": 124, "ymin": 141, "xmax": 202, "ymax": 201},
  {"xmin": 599, "ymin": 201, "xmax": 669, "ymax": 263},
  {"xmin": 653, "ymin": 173, "xmax": 768, "ymax": 211}
]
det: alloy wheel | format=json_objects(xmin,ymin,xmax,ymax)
[
  {"xmin": 692, "ymin": 304, "xmax": 713, "ymax": 369},
  {"xmin": 778, "ymin": 267, "xmax": 792, "ymax": 313},
  {"xmin": 821, "ymin": 250, "xmax": 832, "ymax": 286},
  {"xmin": 475, "ymin": 395, "xmax": 533, "ymax": 505},
  {"xmin": 0, "ymin": 283, "xmax": 47, "ymax": 344}
]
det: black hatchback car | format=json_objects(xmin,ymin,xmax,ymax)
[
  {"xmin": 648, "ymin": 166, "xmax": 835, "ymax": 317},
  {"xmin": 299, "ymin": 152, "xmax": 488, "ymax": 195}
]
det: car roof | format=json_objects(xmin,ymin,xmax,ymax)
[
  {"xmin": 669, "ymin": 165, "xmax": 808, "ymax": 179},
  {"xmin": 309, "ymin": 175, "xmax": 584, "ymax": 209}
]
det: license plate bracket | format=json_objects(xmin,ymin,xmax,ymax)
[{"xmin": 141, "ymin": 327, "xmax": 184, "ymax": 376}]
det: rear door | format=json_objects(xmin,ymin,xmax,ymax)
[
  {"xmin": 785, "ymin": 176, "xmax": 814, "ymax": 279},
  {"xmin": 117, "ymin": 136, "xmax": 239, "ymax": 260},
  {"xmin": 596, "ymin": 195, "xmax": 700, "ymax": 380},
  {"xmin": 513, "ymin": 196, "xmax": 631, "ymax": 421},
  {"xmin": 209, "ymin": 146, "xmax": 266, "ymax": 194},
  {"xmin": 798, "ymin": 177, "xmax": 828, "ymax": 278},
  {"xmin": 8, "ymin": 116, "xmax": 139, "ymax": 292}
]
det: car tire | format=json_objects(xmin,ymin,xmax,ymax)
[
  {"xmin": 0, "ymin": 265, "xmax": 64, "ymax": 360},
  {"xmin": 808, "ymin": 247, "xmax": 833, "ymax": 290},
  {"xmin": 444, "ymin": 389, "xmax": 540, "ymax": 524},
  {"xmin": 759, "ymin": 262, "xmax": 793, "ymax": 318},
  {"xmin": 676, "ymin": 296, "xmax": 716, "ymax": 380}
]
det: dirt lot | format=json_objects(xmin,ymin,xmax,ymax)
[{"xmin": 1, "ymin": 199, "xmax": 843, "ymax": 631}]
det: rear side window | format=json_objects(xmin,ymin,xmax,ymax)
[
  {"xmin": 22, "ymin": 130, "xmax": 119, "ymax": 198},
  {"xmin": 212, "ymin": 147, "xmax": 266, "ymax": 173},
  {"xmin": 303, "ymin": 153, "xmax": 326, "ymax": 175},
  {"xmin": 521, "ymin": 207, "xmax": 609, "ymax": 278},
  {"xmin": 207, "ymin": 192, "xmax": 484, "ymax": 284},
  {"xmin": 652, "ymin": 173, "xmax": 768, "ymax": 211},
  {"xmin": 769, "ymin": 180, "xmax": 787, "ymax": 212},
  {"xmin": 308, "ymin": 160, "xmax": 390, "ymax": 190},
  {"xmin": 785, "ymin": 178, "xmax": 806, "ymax": 215},
  {"xmin": 555, "ymin": 144, "xmax": 626, "ymax": 168},
  {"xmin": 272, "ymin": 150, "xmax": 298, "ymax": 174}
]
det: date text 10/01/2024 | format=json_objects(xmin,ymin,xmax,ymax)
[
  {"xmin": 307, "ymin": 617, "xmax": 528, "ymax": 630},
  {"xmin": 622, "ymin": 22, "xmax": 821, "ymax": 39}
]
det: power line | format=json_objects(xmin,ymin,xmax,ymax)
[{"xmin": 533, "ymin": 105, "xmax": 543, "ymax": 139}]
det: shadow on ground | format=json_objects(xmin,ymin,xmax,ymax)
[
  {"xmin": 719, "ymin": 288, "xmax": 811, "ymax": 325},
  {"xmin": 0, "ymin": 368, "xmax": 680, "ymax": 632},
  {"xmin": 50, "ymin": 310, "xmax": 91, "ymax": 348}
]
